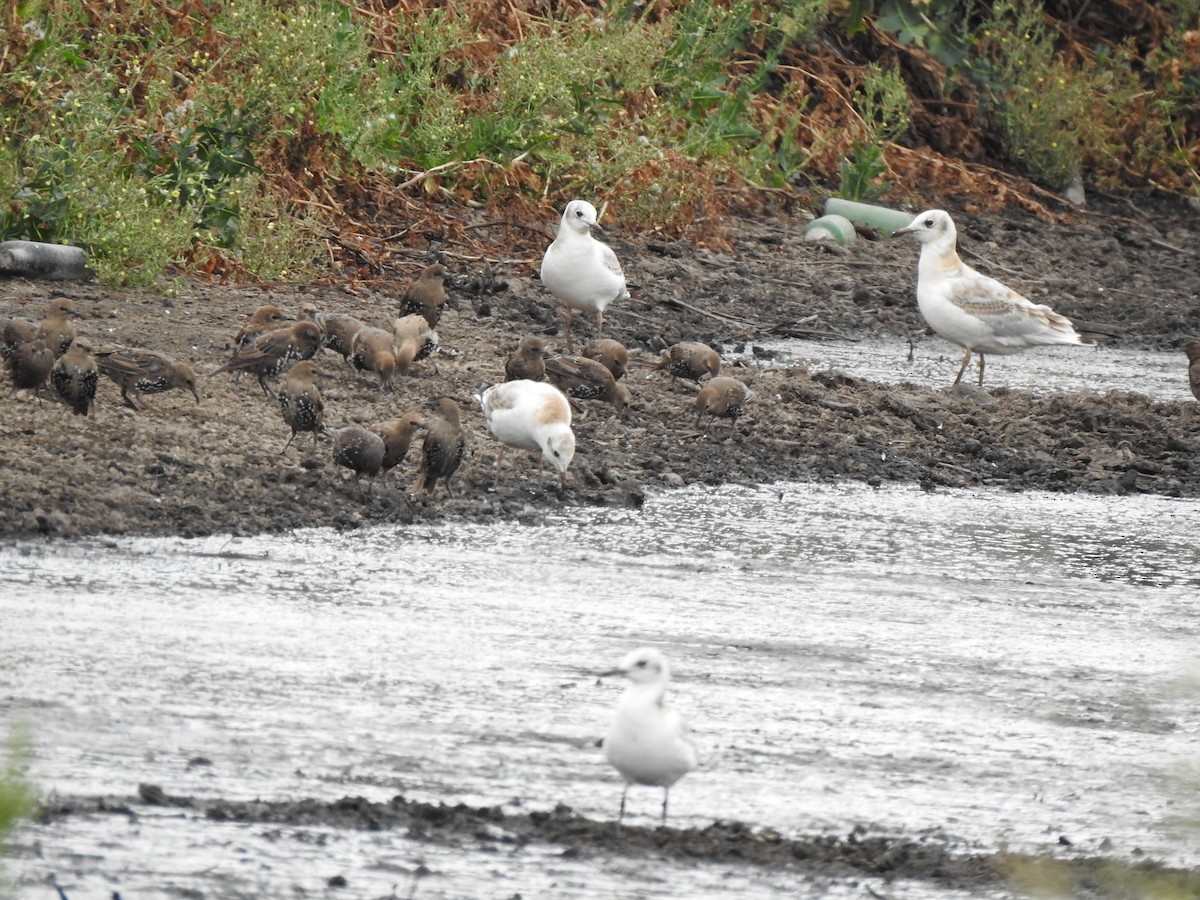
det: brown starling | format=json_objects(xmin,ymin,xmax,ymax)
[
  {"xmin": 300, "ymin": 305, "xmax": 365, "ymax": 365},
  {"xmin": 278, "ymin": 359, "xmax": 324, "ymax": 453},
  {"xmin": 582, "ymin": 338, "xmax": 629, "ymax": 381},
  {"xmin": 2, "ymin": 318, "xmax": 53, "ymax": 396},
  {"xmin": 328, "ymin": 425, "xmax": 386, "ymax": 494},
  {"xmin": 656, "ymin": 341, "xmax": 720, "ymax": 386},
  {"xmin": 694, "ymin": 376, "xmax": 754, "ymax": 434},
  {"xmin": 96, "ymin": 348, "xmax": 200, "ymax": 410},
  {"xmin": 505, "ymin": 336, "xmax": 548, "ymax": 383},
  {"xmin": 377, "ymin": 411, "xmax": 428, "ymax": 480},
  {"xmin": 392, "ymin": 314, "xmax": 439, "ymax": 373},
  {"xmin": 349, "ymin": 325, "xmax": 397, "ymax": 391},
  {"xmin": 51, "ymin": 339, "xmax": 98, "ymax": 416},
  {"xmin": 400, "ymin": 263, "xmax": 451, "ymax": 329},
  {"xmin": 545, "ymin": 354, "xmax": 632, "ymax": 415},
  {"xmin": 1, "ymin": 316, "xmax": 36, "ymax": 362},
  {"xmin": 210, "ymin": 321, "xmax": 324, "ymax": 396},
  {"xmin": 234, "ymin": 304, "xmax": 293, "ymax": 349},
  {"xmin": 1186, "ymin": 340, "xmax": 1200, "ymax": 403},
  {"xmin": 35, "ymin": 298, "xmax": 81, "ymax": 359},
  {"xmin": 411, "ymin": 398, "xmax": 466, "ymax": 498}
]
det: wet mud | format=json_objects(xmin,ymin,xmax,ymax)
[
  {"xmin": 2, "ymin": 194, "xmax": 1200, "ymax": 540},
  {"xmin": 37, "ymin": 786, "xmax": 1194, "ymax": 898}
]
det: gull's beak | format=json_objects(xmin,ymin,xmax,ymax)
[
  {"xmin": 600, "ymin": 666, "xmax": 625, "ymax": 678},
  {"xmin": 893, "ymin": 223, "xmax": 915, "ymax": 236}
]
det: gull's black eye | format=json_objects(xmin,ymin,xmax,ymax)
[
  {"xmin": 635, "ymin": 659, "xmax": 648, "ymax": 668},
  {"xmin": 924, "ymin": 218, "xmax": 934, "ymax": 227}
]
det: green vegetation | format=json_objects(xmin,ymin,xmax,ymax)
[
  {"xmin": 0, "ymin": 728, "xmax": 36, "ymax": 889},
  {"xmin": 1, "ymin": 0, "xmax": 1198, "ymax": 284}
]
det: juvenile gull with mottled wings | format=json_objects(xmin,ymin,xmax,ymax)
[{"xmin": 895, "ymin": 209, "xmax": 1098, "ymax": 387}]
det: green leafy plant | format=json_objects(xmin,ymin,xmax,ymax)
[
  {"xmin": 837, "ymin": 63, "xmax": 911, "ymax": 200},
  {"xmin": 873, "ymin": 0, "xmax": 972, "ymax": 68},
  {"xmin": 838, "ymin": 141, "xmax": 889, "ymax": 200},
  {"xmin": 1, "ymin": 728, "xmax": 36, "ymax": 879}
]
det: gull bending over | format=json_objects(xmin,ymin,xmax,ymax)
[
  {"xmin": 602, "ymin": 647, "xmax": 698, "ymax": 823},
  {"xmin": 540, "ymin": 200, "xmax": 630, "ymax": 352},
  {"xmin": 896, "ymin": 209, "xmax": 1098, "ymax": 387},
  {"xmin": 480, "ymin": 380, "xmax": 575, "ymax": 485}
]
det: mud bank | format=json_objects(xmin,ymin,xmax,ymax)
[{"xmin": 2, "ymin": 195, "xmax": 1198, "ymax": 539}]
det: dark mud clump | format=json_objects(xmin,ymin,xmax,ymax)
[
  {"xmin": 36, "ymin": 787, "xmax": 1199, "ymax": 898},
  {"xmin": 2, "ymin": 194, "xmax": 1200, "ymax": 539}
]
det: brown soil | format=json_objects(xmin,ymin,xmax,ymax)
[{"xmin": 2, "ymin": 192, "xmax": 1199, "ymax": 541}]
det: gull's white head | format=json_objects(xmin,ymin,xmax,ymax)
[
  {"xmin": 605, "ymin": 646, "xmax": 671, "ymax": 685},
  {"xmin": 560, "ymin": 199, "xmax": 601, "ymax": 235},
  {"xmin": 895, "ymin": 209, "xmax": 956, "ymax": 246},
  {"xmin": 541, "ymin": 428, "xmax": 575, "ymax": 475}
]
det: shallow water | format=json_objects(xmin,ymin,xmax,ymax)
[
  {"xmin": 2, "ymin": 481, "xmax": 1198, "ymax": 898},
  {"xmin": 751, "ymin": 335, "xmax": 1192, "ymax": 402}
]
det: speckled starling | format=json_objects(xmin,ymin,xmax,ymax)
[
  {"xmin": 656, "ymin": 341, "xmax": 720, "ymax": 386},
  {"xmin": 400, "ymin": 263, "xmax": 451, "ymax": 329},
  {"xmin": 234, "ymin": 304, "xmax": 293, "ymax": 349},
  {"xmin": 392, "ymin": 314, "xmax": 439, "ymax": 373},
  {"xmin": 505, "ymin": 336, "xmax": 548, "ymax": 383},
  {"xmin": 2, "ymin": 318, "xmax": 53, "ymax": 396},
  {"xmin": 411, "ymin": 398, "xmax": 466, "ymax": 498},
  {"xmin": 376, "ymin": 411, "xmax": 428, "ymax": 480},
  {"xmin": 582, "ymin": 338, "xmax": 629, "ymax": 381},
  {"xmin": 51, "ymin": 339, "xmax": 98, "ymax": 416},
  {"xmin": 96, "ymin": 348, "xmax": 200, "ymax": 410},
  {"xmin": 545, "ymin": 354, "xmax": 631, "ymax": 415},
  {"xmin": 349, "ymin": 325, "xmax": 397, "ymax": 391},
  {"xmin": 328, "ymin": 425, "xmax": 386, "ymax": 494},
  {"xmin": 278, "ymin": 359, "xmax": 324, "ymax": 453},
  {"xmin": 35, "ymin": 298, "xmax": 81, "ymax": 359},
  {"xmin": 694, "ymin": 376, "xmax": 754, "ymax": 435},
  {"xmin": 210, "ymin": 321, "xmax": 324, "ymax": 396}
]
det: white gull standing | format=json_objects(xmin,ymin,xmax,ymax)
[
  {"xmin": 895, "ymin": 209, "xmax": 1097, "ymax": 387},
  {"xmin": 602, "ymin": 646, "xmax": 698, "ymax": 824},
  {"xmin": 479, "ymin": 380, "xmax": 575, "ymax": 485},
  {"xmin": 540, "ymin": 199, "xmax": 630, "ymax": 352}
]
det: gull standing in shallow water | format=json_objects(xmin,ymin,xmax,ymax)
[
  {"xmin": 540, "ymin": 200, "xmax": 630, "ymax": 352},
  {"xmin": 602, "ymin": 647, "xmax": 698, "ymax": 824},
  {"xmin": 895, "ymin": 209, "xmax": 1098, "ymax": 387}
]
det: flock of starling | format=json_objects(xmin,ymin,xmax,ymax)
[
  {"xmin": 1, "ymin": 204, "xmax": 760, "ymax": 502},
  {"xmin": 12, "ymin": 199, "xmax": 1192, "ymax": 505},
  {"xmin": 1, "ymin": 297, "xmax": 200, "ymax": 417}
]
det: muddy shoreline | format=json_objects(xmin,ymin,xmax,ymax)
[
  {"xmin": 35, "ymin": 786, "xmax": 1192, "ymax": 897},
  {"xmin": 2, "ymin": 194, "xmax": 1199, "ymax": 540}
]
